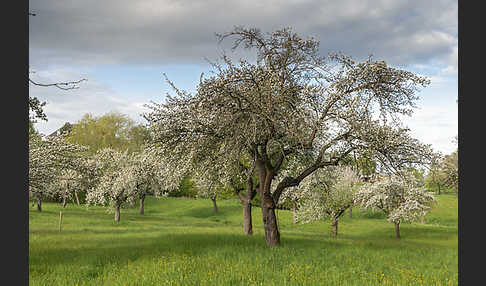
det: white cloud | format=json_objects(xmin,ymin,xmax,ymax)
[
  {"xmin": 30, "ymin": 69, "xmax": 150, "ymax": 135},
  {"xmin": 401, "ymin": 105, "xmax": 458, "ymax": 154}
]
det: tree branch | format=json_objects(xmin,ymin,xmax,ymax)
[{"xmin": 29, "ymin": 78, "xmax": 87, "ymax": 90}]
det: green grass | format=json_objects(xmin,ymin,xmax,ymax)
[{"xmin": 29, "ymin": 195, "xmax": 457, "ymax": 285}]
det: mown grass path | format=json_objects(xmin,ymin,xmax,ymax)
[{"xmin": 29, "ymin": 195, "xmax": 457, "ymax": 285}]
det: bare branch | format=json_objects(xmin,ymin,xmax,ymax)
[{"xmin": 29, "ymin": 78, "xmax": 87, "ymax": 90}]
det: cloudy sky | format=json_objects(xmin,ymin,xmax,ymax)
[{"xmin": 29, "ymin": 0, "xmax": 458, "ymax": 154}]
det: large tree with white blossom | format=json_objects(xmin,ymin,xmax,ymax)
[{"xmin": 145, "ymin": 26, "xmax": 434, "ymax": 246}]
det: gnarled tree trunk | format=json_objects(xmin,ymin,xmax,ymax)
[
  {"xmin": 256, "ymin": 159, "xmax": 281, "ymax": 246},
  {"xmin": 261, "ymin": 194, "xmax": 280, "ymax": 246}
]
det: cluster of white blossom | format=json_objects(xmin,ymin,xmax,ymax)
[
  {"xmin": 293, "ymin": 166, "xmax": 361, "ymax": 225},
  {"xmin": 85, "ymin": 148, "xmax": 138, "ymax": 209},
  {"xmin": 354, "ymin": 173, "xmax": 436, "ymax": 224},
  {"xmin": 130, "ymin": 146, "xmax": 178, "ymax": 198},
  {"xmin": 46, "ymin": 169, "xmax": 84, "ymax": 205},
  {"xmin": 85, "ymin": 145, "xmax": 188, "ymax": 219},
  {"xmin": 29, "ymin": 134, "xmax": 88, "ymax": 203}
]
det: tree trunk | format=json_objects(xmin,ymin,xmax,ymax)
[
  {"xmin": 243, "ymin": 201, "xmax": 253, "ymax": 235},
  {"xmin": 394, "ymin": 222, "xmax": 400, "ymax": 238},
  {"xmin": 74, "ymin": 191, "xmax": 80, "ymax": 206},
  {"xmin": 256, "ymin": 158, "xmax": 281, "ymax": 246},
  {"xmin": 437, "ymin": 183, "xmax": 441, "ymax": 195},
  {"xmin": 114, "ymin": 204, "xmax": 121, "ymax": 222},
  {"xmin": 261, "ymin": 196, "xmax": 280, "ymax": 246},
  {"xmin": 240, "ymin": 177, "xmax": 257, "ymax": 235},
  {"xmin": 332, "ymin": 217, "xmax": 339, "ymax": 237},
  {"xmin": 211, "ymin": 197, "xmax": 218, "ymax": 213},
  {"xmin": 348, "ymin": 206, "xmax": 352, "ymax": 218},
  {"xmin": 139, "ymin": 194, "xmax": 145, "ymax": 215},
  {"xmin": 37, "ymin": 199, "xmax": 42, "ymax": 212},
  {"xmin": 292, "ymin": 200, "xmax": 297, "ymax": 224}
]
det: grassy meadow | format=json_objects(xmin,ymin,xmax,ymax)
[{"xmin": 29, "ymin": 194, "xmax": 458, "ymax": 285}]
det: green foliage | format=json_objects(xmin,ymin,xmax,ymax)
[
  {"xmin": 356, "ymin": 155, "xmax": 377, "ymax": 176},
  {"xmin": 29, "ymin": 195, "xmax": 457, "ymax": 285},
  {"xmin": 66, "ymin": 112, "xmax": 150, "ymax": 154},
  {"xmin": 170, "ymin": 176, "xmax": 198, "ymax": 198},
  {"xmin": 336, "ymin": 152, "xmax": 377, "ymax": 178},
  {"xmin": 441, "ymin": 150, "xmax": 458, "ymax": 193},
  {"xmin": 425, "ymin": 150, "xmax": 458, "ymax": 195},
  {"xmin": 29, "ymin": 96, "xmax": 47, "ymax": 122}
]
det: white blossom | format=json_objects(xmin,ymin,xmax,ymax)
[
  {"xmin": 29, "ymin": 133, "xmax": 88, "ymax": 202},
  {"xmin": 354, "ymin": 173, "xmax": 436, "ymax": 224},
  {"xmin": 291, "ymin": 166, "xmax": 361, "ymax": 225}
]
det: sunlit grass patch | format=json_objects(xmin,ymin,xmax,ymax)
[{"xmin": 29, "ymin": 195, "xmax": 457, "ymax": 285}]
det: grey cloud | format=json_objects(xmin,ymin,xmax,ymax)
[{"xmin": 29, "ymin": 0, "xmax": 457, "ymax": 68}]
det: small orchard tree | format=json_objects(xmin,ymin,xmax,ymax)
[
  {"xmin": 293, "ymin": 166, "xmax": 360, "ymax": 237},
  {"xmin": 192, "ymin": 151, "xmax": 257, "ymax": 216},
  {"xmin": 130, "ymin": 146, "xmax": 177, "ymax": 215},
  {"xmin": 47, "ymin": 169, "xmax": 84, "ymax": 208},
  {"xmin": 29, "ymin": 133, "xmax": 88, "ymax": 211},
  {"xmin": 194, "ymin": 174, "xmax": 223, "ymax": 213},
  {"xmin": 85, "ymin": 148, "xmax": 138, "ymax": 221},
  {"xmin": 354, "ymin": 173, "xmax": 436, "ymax": 238},
  {"xmin": 425, "ymin": 153, "xmax": 447, "ymax": 195},
  {"xmin": 86, "ymin": 146, "xmax": 189, "ymax": 221}
]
